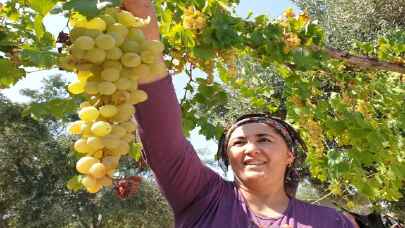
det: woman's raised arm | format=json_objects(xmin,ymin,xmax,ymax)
[{"xmin": 125, "ymin": 0, "xmax": 221, "ymax": 215}]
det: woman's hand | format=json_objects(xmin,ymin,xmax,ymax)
[
  {"xmin": 123, "ymin": 0, "xmax": 167, "ymax": 84},
  {"xmin": 122, "ymin": 0, "xmax": 159, "ymax": 40}
]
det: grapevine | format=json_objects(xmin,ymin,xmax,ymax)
[{"xmin": 61, "ymin": 7, "xmax": 166, "ymax": 193}]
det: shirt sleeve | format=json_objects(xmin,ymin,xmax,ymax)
[{"xmin": 134, "ymin": 75, "xmax": 220, "ymax": 215}]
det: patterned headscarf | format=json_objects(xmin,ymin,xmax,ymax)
[{"xmin": 216, "ymin": 113, "xmax": 307, "ymax": 196}]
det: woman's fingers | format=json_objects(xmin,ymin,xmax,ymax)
[{"xmin": 122, "ymin": 0, "xmax": 160, "ymax": 40}]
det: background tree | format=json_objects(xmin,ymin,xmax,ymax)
[
  {"xmin": 0, "ymin": 89, "xmax": 173, "ymax": 227},
  {"xmin": 292, "ymin": 0, "xmax": 405, "ymax": 50}
]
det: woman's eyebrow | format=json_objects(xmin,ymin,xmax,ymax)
[{"xmin": 231, "ymin": 133, "xmax": 275, "ymax": 140}]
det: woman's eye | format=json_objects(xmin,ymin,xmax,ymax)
[
  {"xmin": 232, "ymin": 141, "xmax": 242, "ymax": 145},
  {"xmin": 259, "ymin": 138, "xmax": 271, "ymax": 142}
]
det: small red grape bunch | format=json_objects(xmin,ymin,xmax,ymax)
[{"xmin": 114, "ymin": 176, "xmax": 142, "ymax": 199}]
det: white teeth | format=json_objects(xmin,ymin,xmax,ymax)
[{"xmin": 244, "ymin": 161, "xmax": 265, "ymax": 165}]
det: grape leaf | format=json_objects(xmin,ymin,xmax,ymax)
[
  {"xmin": 22, "ymin": 98, "xmax": 77, "ymax": 120},
  {"xmin": 29, "ymin": 0, "xmax": 58, "ymax": 16},
  {"xmin": 63, "ymin": 0, "xmax": 99, "ymax": 18},
  {"xmin": 21, "ymin": 48, "xmax": 58, "ymax": 68},
  {"xmin": 67, "ymin": 175, "xmax": 83, "ymax": 192},
  {"xmin": 34, "ymin": 15, "xmax": 45, "ymax": 39},
  {"xmin": 129, "ymin": 143, "xmax": 142, "ymax": 161},
  {"xmin": 0, "ymin": 58, "xmax": 26, "ymax": 88}
]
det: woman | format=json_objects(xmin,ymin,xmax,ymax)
[{"xmin": 125, "ymin": 0, "xmax": 358, "ymax": 227}]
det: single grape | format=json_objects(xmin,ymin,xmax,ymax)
[
  {"xmin": 111, "ymin": 140, "xmax": 130, "ymax": 155},
  {"xmin": 121, "ymin": 40, "xmax": 140, "ymax": 53},
  {"xmin": 127, "ymin": 28, "xmax": 145, "ymax": 43},
  {"xmin": 103, "ymin": 60, "xmax": 123, "ymax": 70},
  {"xmin": 107, "ymin": 32, "xmax": 125, "ymax": 46},
  {"xmin": 120, "ymin": 67, "xmax": 138, "ymax": 81},
  {"xmin": 99, "ymin": 105, "xmax": 118, "ymax": 118},
  {"xmin": 79, "ymin": 101, "xmax": 92, "ymax": 109},
  {"xmin": 86, "ymin": 17, "xmax": 107, "ymax": 31},
  {"xmin": 74, "ymin": 138, "xmax": 92, "ymax": 154},
  {"xmin": 85, "ymin": 81, "xmax": 99, "ymax": 95},
  {"xmin": 79, "ymin": 106, "xmax": 99, "ymax": 122},
  {"xmin": 140, "ymin": 50, "xmax": 155, "ymax": 64},
  {"xmin": 150, "ymin": 61, "xmax": 167, "ymax": 76},
  {"xmin": 132, "ymin": 64, "xmax": 150, "ymax": 78},
  {"xmin": 89, "ymin": 162, "xmax": 107, "ymax": 178},
  {"xmin": 99, "ymin": 176, "xmax": 113, "ymax": 187},
  {"xmin": 105, "ymin": 7, "xmax": 119, "ymax": 18},
  {"xmin": 112, "ymin": 90, "xmax": 130, "ymax": 104},
  {"xmin": 81, "ymin": 175, "xmax": 102, "ymax": 193},
  {"xmin": 115, "ymin": 77, "xmax": 132, "ymax": 90},
  {"xmin": 101, "ymin": 68, "xmax": 120, "ymax": 82},
  {"xmin": 130, "ymin": 90, "xmax": 148, "ymax": 104},
  {"xmin": 68, "ymin": 80, "xmax": 85, "ymax": 94},
  {"xmin": 91, "ymin": 150, "xmax": 104, "ymax": 159},
  {"xmin": 76, "ymin": 63, "xmax": 94, "ymax": 71},
  {"xmin": 116, "ymin": 10, "xmax": 143, "ymax": 27},
  {"xmin": 70, "ymin": 44, "xmax": 85, "ymax": 60},
  {"xmin": 95, "ymin": 34, "xmax": 116, "ymax": 50},
  {"xmin": 143, "ymin": 40, "xmax": 164, "ymax": 54},
  {"xmin": 98, "ymin": 81, "xmax": 117, "ymax": 95},
  {"xmin": 87, "ymin": 136, "xmax": 104, "ymax": 151},
  {"xmin": 74, "ymin": 36, "xmax": 95, "ymax": 50},
  {"xmin": 67, "ymin": 120, "xmax": 84, "ymax": 135},
  {"xmin": 76, "ymin": 156, "xmax": 99, "ymax": 174},
  {"xmin": 86, "ymin": 184, "xmax": 102, "ymax": 193},
  {"xmin": 106, "ymin": 47, "xmax": 123, "ymax": 60},
  {"xmin": 120, "ymin": 121, "xmax": 137, "ymax": 133},
  {"xmin": 111, "ymin": 125, "xmax": 127, "ymax": 138},
  {"xmin": 122, "ymin": 133, "xmax": 135, "ymax": 143},
  {"xmin": 85, "ymin": 48, "xmax": 106, "ymax": 63},
  {"xmin": 111, "ymin": 110, "xmax": 133, "ymax": 122},
  {"xmin": 100, "ymin": 14, "xmax": 116, "ymax": 27},
  {"xmin": 91, "ymin": 121, "xmax": 112, "ymax": 137},
  {"xmin": 118, "ymin": 103, "xmax": 135, "ymax": 115},
  {"xmin": 80, "ymin": 122, "xmax": 92, "ymax": 137},
  {"xmin": 102, "ymin": 135, "xmax": 121, "ymax": 149},
  {"xmin": 121, "ymin": 53, "xmax": 141, "ymax": 67},
  {"xmin": 58, "ymin": 56, "xmax": 76, "ymax": 71},
  {"xmin": 108, "ymin": 23, "xmax": 128, "ymax": 38},
  {"xmin": 69, "ymin": 27, "xmax": 86, "ymax": 42}
]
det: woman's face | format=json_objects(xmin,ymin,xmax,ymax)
[{"xmin": 226, "ymin": 122, "xmax": 294, "ymax": 187}]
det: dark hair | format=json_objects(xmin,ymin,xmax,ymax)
[{"xmin": 216, "ymin": 113, "xmax": 308, "ymax": 196}]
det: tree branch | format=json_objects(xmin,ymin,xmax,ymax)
[{"xmin": 313, "ymin": 46, "xmax": 405, "ymax": 74}]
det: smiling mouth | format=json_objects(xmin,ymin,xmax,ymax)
[{"xmin": 243, "ymin": 161, "xmax": 266, "ymax": 166}]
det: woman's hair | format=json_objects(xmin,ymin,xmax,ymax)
[{"xmin": 216, "ymin": 113, "xmax": 308, "ymax": 197}]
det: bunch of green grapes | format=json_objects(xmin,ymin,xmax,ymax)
[
  {"xmin": 182, "ymin": 6, "xmax": 206, "ymax": 31},
  {"xmin": 61, "ymin": 7, "xmax": 167, "ymax": 193}
]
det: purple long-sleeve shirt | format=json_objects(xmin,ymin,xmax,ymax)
[{"xmin": 135, "ymin": 75, "xmax": 354, "ymax": 228}]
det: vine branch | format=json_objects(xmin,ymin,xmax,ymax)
[{"xmin": 314, "ymin": 45, "xmax": 405, "ymax": 74}]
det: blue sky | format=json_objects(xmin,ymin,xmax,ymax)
[{"xmin": 1, "ymin": 0, "xmax": 299, "ymax": 153}]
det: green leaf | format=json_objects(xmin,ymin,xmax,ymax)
[
  {"xmin": 0, "ymin": 58, "xmax": 26, "ymax": 88},
  {"xmin": 29, "ymin": 0, "xmax": 58, "ymax": 16},
  {"xmin": 23, "ymin": 98, "xmax": 77, "ymax": 120},
  {"xmin": 63, "ymin": 0, "xmax": 99, "ymax": 18},
  {"xmin": 34, "ymin": 15, "xmax": 45, "ymax": 39},
  {"xmin": 67, "ymin": 175, "xmax": 83, "ymax": 192},
  {"xmin": 129, "ymin": 143, "xmax": 142, "ymax": 161},
  {"xmin": 192, "ymin": 46, "xmax": 215, "ymax": 60},
  {"xmin": 21, "ymin": 48, "xmax": 58, "ymax": 68}
]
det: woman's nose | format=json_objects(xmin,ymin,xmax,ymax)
[{"xmin": 243, "ymin": 141, "xmax": 260, "ymax": 155}]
